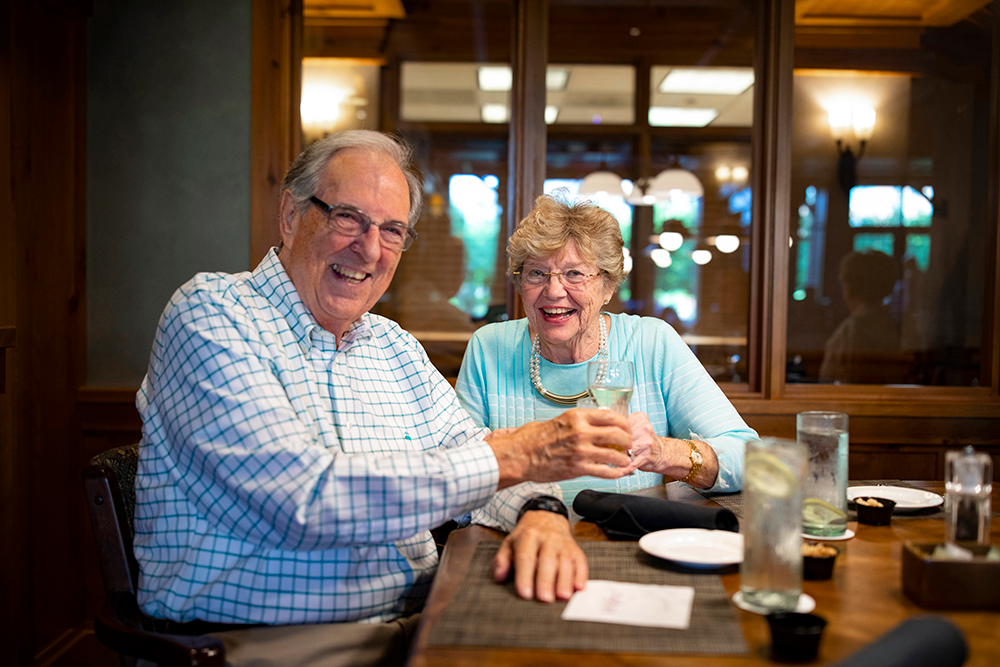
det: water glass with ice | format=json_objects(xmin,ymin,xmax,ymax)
[
  {"xmin": 740, "ymin": 437, "xmax": 808, "ymax": 613},
  {"xmin": 797, "ymin": 411, "xmax": 849, "ymax": 538}
]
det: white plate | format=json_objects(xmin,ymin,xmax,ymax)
[
  {"xmin": 638, "ymin": 528, "xmax": 743, "ymax": 569},
  {"xmin": 847, "ymin": 486, "xmax": 944, "ymax": 512},
  {"xmin": 801, "ymin": 528, "xmax": 855, "ymax": 541},
  {"xmin": 731, "ymin": 592, "xmax": 816, "ymax": 615}
]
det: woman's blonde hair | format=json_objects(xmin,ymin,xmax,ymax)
[{"xmin": 507, "ymin": 192, "xmax": 626, "ymax": 293}]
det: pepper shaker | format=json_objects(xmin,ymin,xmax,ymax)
[{"xmin": 944, "ymin": 446, "xmax": 992, "ymax": 548}]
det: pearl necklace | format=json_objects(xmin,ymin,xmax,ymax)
[{"xmin": 529, "ymin": 315, "xmax": 609, "ymax": 406}]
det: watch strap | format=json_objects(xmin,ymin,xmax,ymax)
[{"xmin": 516, "ymin": 495, "xmax": 569, "ymax": 523}]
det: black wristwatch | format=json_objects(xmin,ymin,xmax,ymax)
[{"xmin": 516, "ymin": 495, "xmax": 569, "ymax": 523}]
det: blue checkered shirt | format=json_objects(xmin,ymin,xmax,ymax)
[{"xmin": 134, "ymin": 249, "xmax": 554, "ymax": 625}]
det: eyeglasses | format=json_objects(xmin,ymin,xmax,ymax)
[
  {"xmin": 513, "ymin": 268, "xmax": 603, "ymax": 286},
  {"xmin": 309, "ymin": 196, "xmax": 418, "ymax": 251}
]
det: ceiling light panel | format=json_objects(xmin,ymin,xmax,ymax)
[
  {"xmin": 481, "ymin": 103, "xmax": 508, "ymax": 123},
  {"xmin": 478, "ymin": 66, "xmax": 512, "ymax": 92},
  {"xmin": 546, "ymin": 68, "xmax": 569, "ymax": 91},
  {"xmin": 648, "ymin": 107, "xmax": 719, "ymax": 127},
  {"xmin": 658, "ymin": 67, "xmax": 754, "ymax": 95}
]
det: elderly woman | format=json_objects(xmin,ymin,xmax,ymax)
[{"xmin": 456, "ymin": 193, "xmax": 757, "ymax": 504}]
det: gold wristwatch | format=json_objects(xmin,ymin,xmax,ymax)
[{"xmin": 680, "ymin": 439, "xmax": 703, "ymax": 484}]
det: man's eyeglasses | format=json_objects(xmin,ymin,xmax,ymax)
[
  {"xmin": 309, "ymin": 196, "xmax": 418, "ymax": 251},
  {"xmin": 513, "ymin": 268, "xmax": 603, "ymax": 286}
]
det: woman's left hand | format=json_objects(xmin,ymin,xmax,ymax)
[
  {"xmin": 627, "ymin": 412, "xmax": 720, "ymax": 487},
  {"xmin": 628, "ymin": 412, "xmax": 665, "ymax": 472}
]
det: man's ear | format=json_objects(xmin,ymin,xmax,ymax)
[{"xmin": 278, "ymin": 190, "xmax": 299, "ymax": 250}]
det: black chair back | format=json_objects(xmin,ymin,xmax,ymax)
[
  {"xmin": 85, "ymin": 444, "xmax": 141, "ymax": 595},
  {"xmin": 83, "ymin": 444, "xmax": 225, "ymax": 667}
]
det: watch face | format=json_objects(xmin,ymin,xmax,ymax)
[{"xmin": 692, "ymin": 450, "xmax": 704, "ymax": 465}]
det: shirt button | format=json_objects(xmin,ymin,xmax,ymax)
[{"xmin": 346, "ymin": 422, "xmax": 353, "ymax": 431}]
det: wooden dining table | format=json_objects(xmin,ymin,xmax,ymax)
[{"xmin": 408, "ymin": 481, "xmax": 1000, "ymax": 667}]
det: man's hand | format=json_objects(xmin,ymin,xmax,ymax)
[
  {"xmin": 487, "ymin": 408, "xmax": 636, "ymax": 489},
  {"xmin": 494, "ymin": 510, "xmax": 587, "ymax": 603},
  {"xmin": 483, "ymin": 427, "xmax": 516, "ymax": 441}
]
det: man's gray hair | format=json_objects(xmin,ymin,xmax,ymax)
[{"xmin": 281, "ymin": 130, "xmax": 424, "ymax": 226}]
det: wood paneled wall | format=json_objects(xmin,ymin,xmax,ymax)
[
  {"xmin": 3, "ymin": 1, "xmax": 297, "ymax": 665},
  {"xmin": 2, "ymin": 0, "xmax": 91, "ymax": 664}
]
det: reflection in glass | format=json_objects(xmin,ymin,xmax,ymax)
[
  {"xmin": 300, "ymin": 58, "xmax": 379, "ymax": 143},
  {"xmin": 400, "ymin": 63, "xmax": 634, "ymax": 126},
  {"xmin": 787, "ymin": 13, "xmax": 992, "ymax": 386},
  {"xmin": 448, "ymin": 174, "xmax": 502, "ymax": 320}
]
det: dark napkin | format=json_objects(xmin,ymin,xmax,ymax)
[
  {"xmin": 572, "ymin": 489, "xmax": 739, "ymax": 539},
  {"xmin": 827, "ymin": 616, "xmax": 968, "ymax": 667}
]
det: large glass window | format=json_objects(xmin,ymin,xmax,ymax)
[
  {"xmin": 787, "ymin": 14, "xmax": 993, "ymax": 386},
  {"xmin": 544, "ymin": 0, "xmax": 757, "ymax": 384}
]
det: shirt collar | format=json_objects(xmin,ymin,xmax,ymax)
[{"xmin": 250, "ymin": 248, "xmax": 374, "ymax": 352}]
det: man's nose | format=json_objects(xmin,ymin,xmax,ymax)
[{"xmin": 352, "ymin": 225, "xmax": 383, "ymax": 260}]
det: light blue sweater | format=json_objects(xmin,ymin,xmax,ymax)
[{"xmin": 456, "ymin": 314, "xmax": 756, "ymax": 504}]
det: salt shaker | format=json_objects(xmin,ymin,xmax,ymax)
[{"xmin": 944, "ymin": 446, "xmax": 992, "ymax": 548}]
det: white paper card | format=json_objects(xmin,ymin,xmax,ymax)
[{"xmin": 561, "ymin": 580, "xmax": 695, "ymax": 629}]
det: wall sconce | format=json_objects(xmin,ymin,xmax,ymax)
[
  {"xmin": 714, "ymin": 164, "xmax": 749, "ymax": 192},
  {"xmin": 828, "ymin": 105, "xmax": 875, "ymax": 195}
]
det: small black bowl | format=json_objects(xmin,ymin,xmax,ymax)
[
  {"xmin": 856, "ymin": 497, "xmax": 897, "ymax": 526},
  {"xmin": 767, "ymin": 612, "xmax": 828, "ymax": 662},
  {"xmin": 802, "ymin": 543, "xmax": 839, "ymax": 581}
]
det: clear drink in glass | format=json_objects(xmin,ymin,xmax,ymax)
[
  {"xmin": 576, "ymin": 396, "xmax": 626, "ymax": 454},
  {"xmin": 797, "ymin": 411, "xmax": 849, "ymax": 537},
  {"xmin": 587, "ymin": 361, "xmax": 634, "ymax": 415},
  {"xmin": 740, "ymin": 437, "xmax": 807, "ymax": 613}
]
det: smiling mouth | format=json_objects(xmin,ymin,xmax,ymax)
[
  {"xmin": 332, "ymin": 264, "xmax": 369, "ymax": 285},
  {"xmin": 540, "ymin": 307, "xmax": 575, "ymax": 320}
]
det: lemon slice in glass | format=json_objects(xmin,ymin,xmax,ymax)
[
  {"xmin": 745, "ymin": 451, "xmax": 796, "ymax": 499},
  {"xmin": 803, "ymin": 497, "xmax": 847, "ymax": 525}
]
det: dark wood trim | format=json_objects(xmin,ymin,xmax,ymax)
[
  {"xmin": 987, "ymin": 3, "xmax": 1000, "ymax": 396},
  {"xmin": 506, "ymin": 0, "xmax": 548, "ymax": 321},
  {"xmin": 250, "ymin": 0, "xmax": 302, "ymax": 267},
  {"xmin": 393, "ymin": 121, "xmax": 752, "ymax": 144},
  {"xmin": 749, "ymin": 0, "xmax": 795, "ymax": 398},
  {"xmin": 4, "ymin": 1, "xmax": 89, "ymax": 663},
  {"xmin": 0, "ymin": 325, "xmax": 13, "ymax": 395}
]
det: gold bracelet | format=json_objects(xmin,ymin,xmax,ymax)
[{"xmin": 680, "ymin": 439, "xmax": 704, "ymax": 485}]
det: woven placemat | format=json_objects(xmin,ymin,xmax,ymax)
[
  {"xmin": 697, "ymin": 480, "xmax": 947, "ymax": 520},
  {"xmin": 426, "ymin": 541, "xmax": 748, "ymax": 655}
]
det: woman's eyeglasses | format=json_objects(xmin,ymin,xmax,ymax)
[{"xmin": 513, "ymin": 268, "xmax": 602, "ymax": 286}]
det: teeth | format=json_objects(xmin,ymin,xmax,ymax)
[
  {"xmin": 542, "ymin": 308, "xmax": 573, "ymax": 315},
  {"xmin": 332, "ymin": 264, "xmax": 367, "ymax": 281}
]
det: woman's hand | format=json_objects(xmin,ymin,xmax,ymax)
[
  {"xmin": 627, "ymin": 412, "xmax": 667, "ymax": 472},
  {"xmin": 627, "ymin": 412, "xmax": 719, "ymax": 488}
]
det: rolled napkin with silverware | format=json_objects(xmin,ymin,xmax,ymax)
[
  {"xmin": 572, "ymin": 490, "xmax": 739, "ymax": 540},
  {"xmin": 826, "ymin": 616, "xmax": 967, "ymax": 667}
]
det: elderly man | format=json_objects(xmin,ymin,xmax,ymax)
[{"xmin": 134, "ymin": 130, "xmax": 634, "ymax": 667}]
